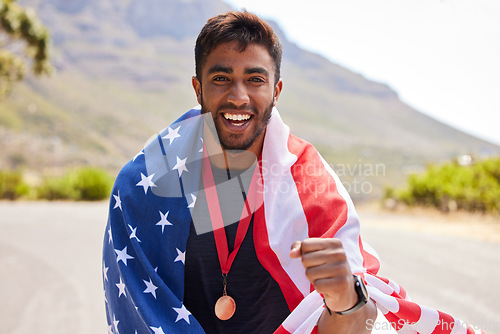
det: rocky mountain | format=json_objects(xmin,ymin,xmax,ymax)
[{"xmin": 2, "ymin": 0, "xmax": 499, "ymax": 200}]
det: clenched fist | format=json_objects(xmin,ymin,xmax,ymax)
[{"xmin": 289, "ymin": 238, "xmax": 357, "ymax": 313}]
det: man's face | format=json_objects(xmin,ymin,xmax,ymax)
[{"xmin": 192, "ymin": 41, "xmax": 282, "ymax": 156}]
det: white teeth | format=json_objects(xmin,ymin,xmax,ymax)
[{"xmin": 223, "ymin": 113, "xmax": 251, "ymax": 121}]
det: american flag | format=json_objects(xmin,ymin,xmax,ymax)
[{"xmin": 103, "ymin": 107, "xmax": 485, "ymax": 334}]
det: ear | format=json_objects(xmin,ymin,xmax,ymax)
[
  {"xmin": 272, "ymin": 79, "xmax": 283, "ymax": 107},
  {"xmin": 192, "ymin": 76, "xmax": 202, "ymax": 105}
]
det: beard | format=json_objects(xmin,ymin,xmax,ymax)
[{"xmin": 201, "ymin": 98, "xmax": 274, "ymax": 152}]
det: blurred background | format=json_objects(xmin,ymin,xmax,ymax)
[{"xmin": 0, "ymin": 0, "xmax": 499, "ymax": 333}]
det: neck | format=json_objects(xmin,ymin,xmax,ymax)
[
  {"xmin": 205, "ymin": 147, "xmax": 259, "ymax": 171},
  {"xmin": 203, "ymin": 124, "xmax": 263, "ymax": 171},
  {"xmin": 227, "ymin": 149, "xmax": 259, "ymax": 170}
]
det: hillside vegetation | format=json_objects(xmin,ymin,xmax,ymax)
[
  {"xmin": 0, "ymin": 167, "xmax": 113, "ymax": 200},
  {"xmin": 385, "ymin": 157, "xmax": 500, "ymax": 214}
]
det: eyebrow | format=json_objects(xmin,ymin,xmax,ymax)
[
  {"xmin": 208, "ymin": 65, "xmax": 233, "ymax": 75},
  {"xmin": 245, "ymin": 67, "xmax": 269, "ymax": 77},
  {"xmin": 207, "ymin": 65, "xmax": 270, "ymax": 78}
]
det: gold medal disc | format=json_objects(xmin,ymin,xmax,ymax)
[{"xmin": 215, "ymin": 295, "xmax": 236, "ymax": 320}]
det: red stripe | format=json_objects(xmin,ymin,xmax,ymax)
[
  {"xmin": 378, "ymin": 276, "xmax": 390, "ymax": 284},
  {"xmin": 466, "ymin": 327, "xmax": 476, "ymax": 334},
  {"xmin": 288, "ymin": 134, "xmax": 350, "ymax": 295},
  {"xmin": 253, "ymin": 202, "xmax": 305, "ymax": 310},
  {"xmin": 466, "ymin": 326, "xmax": 486, "ymax": 334},
  {"xmin": 374, "ymin": 275, "xmax": 408, "ymax": 300},
  {"xmin": 273, "ymin": 324, "xmax": 318, "ymax": 334},
  {"xmin": 358, "ymin": 236, "xmax": 381, "ymax": 275},
  {"xmin": 431, "ymin": 311, "xmax": 455, "ymax": 334},
  {"xmin": 383, "ymin": 312, "xmax": 404, "ymax": 331},
  {"xmin": 287, "ymin": 134, "xmax": 348, "ymax": 239},
  {"xmin": 273, "ymin": 324, "xmax": 291, "ymax": 334},
  {"xmin": 398, "ymin": 284, "xmax": 408, "ymax": 300},
  {"xmin": 390, "ymin": 290, "xmax": 402, "ymax": 300},
  {"xmin": 253, "ymin": 161, "xmax": 305, "ymax": 311},
  {"xmin": 394, "ymin": 299, "xmax": 422, "ymax": 326}
]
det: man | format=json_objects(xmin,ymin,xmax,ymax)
[{"xmin": 103, "ymin": 11, "xmax": 484, "ymax": 334}]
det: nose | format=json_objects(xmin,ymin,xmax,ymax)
[{"xmin": 227, "ymin": 81, "xmax": 250, "ymax": 107}]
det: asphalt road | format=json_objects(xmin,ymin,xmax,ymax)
[
  {"xmin": 360, "ymin": 209, "xmax": 500, "ymax": 333},
  {"xmin": 0, "ymin": 201, "xmax": 109, "ymax": 334},
  {"xmin": 0, "ymin": 201, "xmax": 498, "ymax": 333}
]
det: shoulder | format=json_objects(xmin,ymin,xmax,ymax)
[
  {"xmin": 111, "ymin": 149, "xmax": 152, "ymax": 206},
  {"xmin": 286, "ymin": 133, "xmax": 324, "ymax": 166},
  {"xmin": 114, "ymin": 107, "xmax": 204, "ymax": 196}
]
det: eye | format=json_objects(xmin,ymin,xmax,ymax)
[
  {"xmin": 249, "ymin": 77, "xmax": 265, "ymax": 83},
  {"xmin": 213, "ymin": 76, "xmax": 229, "ymax": 82}
]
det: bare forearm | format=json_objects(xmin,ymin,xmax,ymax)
[{"xmin": 318, "ymin": 299, "xmax": 377, "ymax": 334}]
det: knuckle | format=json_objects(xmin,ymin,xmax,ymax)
[
  {"xmin": 300, "ymin": 252, "xmax": 312, "ymax": 265},
  {"xmin": 305, "ymin": 266, "xmax": 316, "ymax": 280},
  {"xmin": 327, "ymin": 262, "xmax": 344, "ymax": 276},
  {"xmin": 312, "ymin": 278, "xmax": 328, "ymax": 292},
  {"xmin": 301, "ymin": 238, "xmax": 314, "ymax": 250},
  {"xmin": 327, "ymin": 238, "xmax": 343, "ymax": 247},
  {"xmin": 326, "ymin": 248, "xmax": 347, "ymax": 263}
]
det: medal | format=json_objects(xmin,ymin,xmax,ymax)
[
  {"xmin": 202, "ymin": 146, "xmax": 261, "ymax": 321},
  {"xmin": 214, "ymin": 274, "xmax": 236, "ymax": 320},
  {"xmin": 215, "ymin": 295, "xmax": 236, "ymax": 320}
]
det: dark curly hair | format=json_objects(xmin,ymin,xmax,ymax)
[{"xmin": 195, "ymin": 11, "xmax": 282, "ymax": 85}]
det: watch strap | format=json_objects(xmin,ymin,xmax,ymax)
[{"xmin": 323, "ymin": 275, "xmax": 369, "ymax": 316}]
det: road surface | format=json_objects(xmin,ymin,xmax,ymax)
[{"xmin": 0, "ymin": 201, "xmax": 498, "ymax": 333}]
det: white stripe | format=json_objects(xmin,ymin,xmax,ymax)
[
  {"xmin": 362, "ymin": 240, "xmax": 380, "ymax": 260},
  {"xmin": 410, "ymin": 305, "xmax": 440, "ymax": 333},
  {"xmin": 387, "ymin": 278, "xmax": 401, "ymax": 296},
  {"xmin": 365, "ymin": 275, "xmax": 395, "ymax": 296},
  {"xmin": 262, "ymin": 109, "xmax": 311, "ymax": 297},
  {"xmin": 397, "ymin": 322, "xmax": 419, "ymax": 334},
  {"xmin": 367, "ymin": 287, "xmax": 400, "ymax": 314},
  {"xmin": 371, "ymin": 310, "xmax": 399, "ymax": 334},
  {"xmin": 450, "ymin": 318, "xmax": 468, "ymax": 334},
  {"xmin": 290, "ymin": 307, "xmax": 324, "ymax": 334},
  {"xmin": 281, "ymin": 291, "xmax": 324, "ymax": 334},
  {"xmin": 262, "ymin": 109, "xmax": 368, "ymax": 297}
]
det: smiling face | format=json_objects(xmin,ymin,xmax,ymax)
[{"xmin": 192, "ymin": 41, "xmax": 283, "ymax": 156}]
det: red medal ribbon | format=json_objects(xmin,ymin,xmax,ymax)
[{"xmin": 201, "ymin": 146, "xmax": 260, "ymax": 275}]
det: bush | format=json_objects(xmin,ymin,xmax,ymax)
[
  {"xmin": 69, "ymin": 167, "xmax": 113, "ymax": 201},
  {"xmin": 37, "ymin": 173, "xmax": 78, "ymax": 200},
  {"xmin": 386, "ymin": 157, "xmax": 500, "ymax": 214},
  {"xmin": 0, "ymin": 169, "xmax": 30, "ymax": 199},
  {"xmin": 36, "ymin": 167, "xmax": 113, "ymax": 201}
]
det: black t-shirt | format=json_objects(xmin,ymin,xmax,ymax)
[{"xmin": 184, "ymin": 163, "xmax": 290, "ymax": 333}]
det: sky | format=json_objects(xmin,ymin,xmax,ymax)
[{"xmin": 223, "ymin": 0, "xmax": 500, "ymax": 146}]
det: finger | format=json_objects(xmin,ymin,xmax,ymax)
[
  {"xmin": 289, "ymin": 241, "xmax": 302, "ymax": 258},
  {"xmin": 301, "ymin": 247, "xmax": 348, "ymax": 269},
  {"xmin": 304, "ymin": 260, "xmax": 351, "ymax": 283},
  {"xmin": 300, "ymin": 238, "xmax": 343, "ymax": 255},
  {"xmin": 313, "ymin": 275, "xmax": 350, "ymax": 293}
]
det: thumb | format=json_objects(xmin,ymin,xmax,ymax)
[{"xmin": 289, "ymin": 241, "xmax": 302, "ymax": 258}]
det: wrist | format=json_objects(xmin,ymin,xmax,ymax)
[{"xmin": 324, "ymin": 275, "xmax": 369, "ymax": 316}]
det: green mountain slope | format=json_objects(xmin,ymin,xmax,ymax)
[{"xmin": 2, "ymin": 0, "xmax": 499, "ymax": 200}]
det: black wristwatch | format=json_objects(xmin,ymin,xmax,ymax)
[{"xmin": 324, "ymin": 275, "xmax": 369, "ymax": 316}]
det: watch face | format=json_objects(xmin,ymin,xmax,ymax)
[
  {"xmin": 355, "ymin": 275, "xmax": 369, "ymax": 301},
  {"xmin": 335, "ymin": 275, "xmax": 369, "ymax": 315}
]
